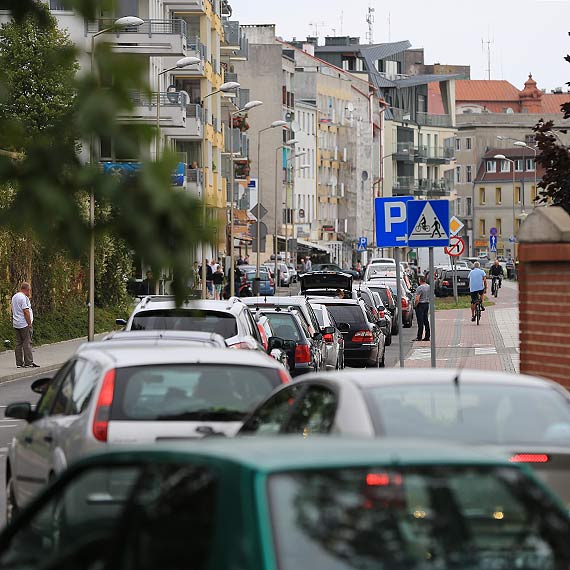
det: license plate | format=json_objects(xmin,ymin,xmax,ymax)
[{"xmin": 458, "ymin": 281, "xmax": 467, "ymax": 286}]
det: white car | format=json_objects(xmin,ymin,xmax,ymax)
[{"xmin": 5, "ymin": 343, "xmax": 290, "ymax": 520}]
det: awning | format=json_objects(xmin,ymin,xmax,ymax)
[{"xmin": 296, "ymin": 238, "xmax": 329, "ymax": 253}]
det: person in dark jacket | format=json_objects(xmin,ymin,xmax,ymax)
[{"xmin": 212, "ymin": 266, "xmax": 224, "ymax": 300}]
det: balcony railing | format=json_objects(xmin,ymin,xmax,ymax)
[
  {"xmin": 186, "ymin": 104, "xmax": 203, "ymax": 119},
  {"xmin": 415, "ymin": 146, "xmax": 455, "ymax": 162},
  {"xmin": 393, "ymin": 177, "xmax": 453, "ymax": 197},
  {"xmin": 86, "ymin": 19, "xmax": 187, "ymax": 38},
  {"xmin": 416, "ymin": 112, "xmax": 453, "ymax": 128},
  {"xmin": 187, "ymin": 36, "xmax": 207, "ymax": 59},
  {"xmin": 130, "ymin": 91, "xmax": 187, "ymax": 109}
]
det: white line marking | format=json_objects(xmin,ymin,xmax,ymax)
[
  {"xmin": 0, "ymin": 425, "xmax": 18, "ymax": 428},
  {"xmin": 474, "ymin": 347, "xmax": 498, "ymax": 355}
]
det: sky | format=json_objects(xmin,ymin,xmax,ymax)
[{"xmin": 232, "ymin": 0, "xmax": 570, "ymax": 91}]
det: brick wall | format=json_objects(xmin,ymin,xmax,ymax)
[{"xmin": 519, "ymin": 242, "xmax": 570, "ymax": 387}]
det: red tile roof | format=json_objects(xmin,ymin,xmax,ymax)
[
  {"xmin": 542, "ymin": 93, "xmax": 570, "ymax": 114},
  {"xmin": 455, "ymin": 80, "xmax": 520, "ymax": 102}
]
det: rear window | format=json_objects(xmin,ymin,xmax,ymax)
[
  {"xmin": 246, "ymin": 272, "xmax": 270, "ymax": 282},
  {"xmin": 263, "ymin": 313, "xmax": 303, "ymax": 342},
  {"xmin": 131, "ymin": 309, "xmax": 238, "ymax": 339},
  {"xmin": 444, "ymin": 270, "xmax": 471, "ymax": 279},
  {"xmin": 322, "ymin": 304, "xmax": 366, "ymax": 328},
  {"xmin": 111, "ymin": 364, "xmax": 281, "ymax": 421},
  {"xmin": 270, "ymin": 466, "xmax": 570, "ymax": 570},
  {"xmin": 369, "ymin": 287, "xmax": 390, "ymax": 306}
]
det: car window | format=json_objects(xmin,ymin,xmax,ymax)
[
  {"xmin": 322, "ymin": 304, "xmax": 366, "ymax": 328},
  {"xmin": 50, "ymin": 359, "xmax": 89, "ymax": 416},
  {"xmin": 284, "ymin": 385, "xmax": 337, "ymax": 435},
  {"xmin": 239, "ymin": 384, "xmax": 304, "ymax": 435},
  {"xmin": 243, "ymin": 308, "xmax": 261, "ymax": 341},
  {"xmin": 304, "ymin": 303, "xmax": 320, "ymax": 335},
  {"xmin": 264, "ymin": 313, "xmax": 302, "ymax": 341},
  {"xmin": 35, "ymin": 361, "xmax": 73, "ymax": 417}
]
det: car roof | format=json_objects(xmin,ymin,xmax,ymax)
[
  {"xmin": 302, "ymin": 369, "xmax": 564, "ymax": 390},
  {"xmin": 75, "ymin": 436, "xmax": 515, "ymax": 473},
  {"xmin": 102, "ymin": 330, "xmax": 227, "ymax": 347},
  {"xmin": 314, "ymin": 298, "xmax": 360, "ymax": 306},
  {"xmin": 243, "ymin": 296, "xmax": 308, "ymax": 307},
  {"xmin": 75, "ymin": 345, "xmax": 280, "ymax": 368},
  {"xmin": 132, "ymin": 297, "xmax": 247, "ymax": 314}
]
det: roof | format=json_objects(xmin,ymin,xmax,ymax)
[
  {"xmin": 392, "ymin": 73, "xmax": 460, "ymax": 89},
  {"xmin": 542, "ymin": 93, "xmax": 570, "ymax": 114},
  {"xmin": 455, "ymin": 80, "xmax": 520, "ymax": 102},
  {"xmin": 359, "ymin": 40, "xmax": 412, "ymax": 61},
  {"xmin": 77, "ymin": 436, "xmax": 514, "ymax": 473}
]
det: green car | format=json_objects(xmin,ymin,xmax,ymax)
[{"xmin": 1, "ymin": 438, "xmax": 569, "ymax": 570}]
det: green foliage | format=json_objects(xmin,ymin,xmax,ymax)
[{"xmin": 0, "ymin": 1, "xmax": 216, "ymax": 306}]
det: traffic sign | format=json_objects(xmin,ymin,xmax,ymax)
[
  {"xmin": 407, "ymin": 200, "xmax": 450, "ymax": 247},
  {"xmin": 356, "ymin": 236, "xmax": 368, "ymax": 252},
  {"xmin": 490, "ymin": 227, "xmax": 498, "ymax": 237},
  {"xmin": 445, "ymin": 236, "xmax": 465, "ymax": 257},
  {"xmin": 374, "ymin": 197, "xmax": 413, "ymax": 247},
  {"xmin": 489, "ymin": 235, "xmax": 498, "ymax": 252},
  {"xmin": 449, "ymin": 216, "xmax": 464, "ymax": 236},
  {"xmin": 250, "ymin": 203, "xmax": 268, "ymax": 220}
]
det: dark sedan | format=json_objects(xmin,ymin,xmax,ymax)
[
  {"xmin": 436, "ymin": 268, "xmax": 472, "ymax": 297},
  {"xmin": 309, "ymin": 263, "xmax": 360, "ymax": 280}
]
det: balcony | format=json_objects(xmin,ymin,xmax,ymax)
[
  {"xmin": 392, "ymin": 176, "xmax": 416, "ymax": 196},
  {"xmin": 186, "ymin": 168, "xmax": 203, "ymax": 199},
  {"xmin": 163, "ymin": 37, "xmax": 207, "ymax": 77},
  {"xmin": 392, "ymin": 177, "xmax": 453, "ymax": 197},
  {"xmin": 415, "ymin": 145, "xmax": 454, "ymax": 164},
  {"xmin": 163, "ymin": 104, "xmax": 204, "ymax": 140},
  {"xmin": 119, "ymin": 92, "xmax": 187, "ymax": 128},
  {"xmin": 393, "ymin": 142, "xmax": 415, "ymax": 162},
  {"xmin": 85, "ymin": 19, "xmax": 187, "ymax": 57},
  {"xmin": 416, "ymin": 112, "xmax": 453, "ymax": 128},
  {"xmin": 163, "ymin": 0, "xmax": 206, "ymax": 12}
]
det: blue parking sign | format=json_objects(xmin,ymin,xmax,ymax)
[
  {"xmin": 357, "ymin": 237, "xmax": 368, "ymax": 252},
  {"xmin": 375, "ymin": 197, "xmax": 413, "ymax": 247}
]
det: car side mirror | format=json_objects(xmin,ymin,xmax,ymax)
[
  {"xmin": 268, "ymin": 336, "xmax": 284, "ymax": 351},
  {"xmin": 338, "ymin": 322, "xmax": 351, "ymax": 333},
  {"xmin": 322, "ymin": 326, "xmax": 335, "ymax": 335},
  {"xmin": 115, "ymin": 318, "xmax": 127, "ymax": 327},
  {"xmin": 5, "ymin": 402, "xmax": 33, "ymax": 422},
  {"xmin": 31, "ymin": 377, "xmax": 52, "ymax": 395}
]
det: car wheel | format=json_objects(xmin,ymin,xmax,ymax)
[{"xmin": 6, "ymin": 473, "xmax": 18, "ymax": 525}]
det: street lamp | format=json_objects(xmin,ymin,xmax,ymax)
[
  {"xmin": 88, "ymin": 15, "xmax": 144, "ymax": 342},
  {"xmin": 200, "ymin": 82, "xmax": 241, "ymax": 299},
  {"xmin": 274, "ymin": 139, "xmax": 298, "ymax": 283},
  {"xmin": 229, "ymin": 100, "xmax": 263, "ymax": 297},
  {"xmin": 256, "ymin": 120, "xmax": 288, "ymax": 278},
  {"xmin": 494, "ymin": 154, "xmax": 516, "ymax": 261}
]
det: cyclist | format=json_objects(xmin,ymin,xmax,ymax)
[
  {"xmin": 489, "ymin": 259, "xmax": 503, "ymax": 296},
  {"xmin": 468, "ymin": 261, "xmax": 487, "ymax": 322}
]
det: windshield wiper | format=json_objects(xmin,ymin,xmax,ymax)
[{"xmin": 157, "ymin": 409, "xmax": 246, "ymax": 421}]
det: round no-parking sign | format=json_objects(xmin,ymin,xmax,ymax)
[{"xmin": 444, "ymin": 236, "xmax": 465, "ymax": 257}]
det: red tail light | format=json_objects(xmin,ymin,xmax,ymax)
[
  {"xmin": 295, "ymin": 344, "xmax": 311, "ymax": 363},
  {"xmin": 323, "ymin": 333, "xmax": 334, "ymax": 343},
  {"xmin": 278, "ymin": 369, "xmax": 291, "ymax": 384},
  {"xmin": 352, "ymin": 330, "xmax": 374, "ymax": 343},
  {"xmin": 366, "ymin": 473, "xmax": 403, "ymax": 487},
  {"xmin": 93, "ymin": 369, "xmax": 115, "ymax": 442},
  {"xmin": 442, "ymin": 280, "xmax": 450, "ymax": 286},
  {"xmin": 378, "ymin": 310, "xmax": 385, "ymax": 318},
  {"xmin": 509, "ymin": 453, "xmax": 549, "ymax": 463}
]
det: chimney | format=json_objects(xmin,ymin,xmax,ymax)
[
  {"xmin": 302, "ymin": 43, "xmax": 315, "ymax": 56},
  {"xmin": 519, "ymin": 73, "xmax": 543, "ymax": 114}
]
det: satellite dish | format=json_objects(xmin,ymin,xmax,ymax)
[
  {"xmin": 291, "ymin": 120, "xmax": 300, "ymax": 133},
  {"xmin": 361, "ymin": 170, "xmax": 369, "ymax": 181},
  {"xmin": 346, "ymin": 102, "xmax": 354, "ymax": 112}
]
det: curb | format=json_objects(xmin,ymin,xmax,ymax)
[{"xmin": 0, "ymin": 363, "xmax": 63, "ymax": 385}]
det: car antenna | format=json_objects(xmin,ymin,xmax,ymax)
[{"xmin": 452, "ymin": 369, "xmax": 463, "ymax": 423}]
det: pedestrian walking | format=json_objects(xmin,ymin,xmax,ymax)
[
  {"xmin": 305, "ymin": 256, "xmax": 312, "ymax": 272},
  {"xmin": 413, "ymin": 275, "xmax": 430, "ymax": 342},
  {"xmin": 212, "ymin": 266, "xmax": 224, "ymax": 300},
  {"xmin": 201, "ymin": 260, "xmax": 214, "ymax": 298},
  {"xmin": 11, "ymin": 282, "xmax": 39, "ymax": 368}
]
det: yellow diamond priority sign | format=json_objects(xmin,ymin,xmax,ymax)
[{"xmin": 449, "ymin": 216, "xmax": 464, "ymax": 236}]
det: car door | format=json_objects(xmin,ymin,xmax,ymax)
[{"xmin": 283, "ymin": 384, "xmax": 339, "ymax": 436}]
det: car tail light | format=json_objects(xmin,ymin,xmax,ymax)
[
  {"xmin": 366, "ymin": 473, "xmax": 403, "ymax": 487},
  {"xmin": 230, "ymin": 342, "xmax": 254, "ymax": 349},
  {"xmin": 378, "ymin": 310, "xmax": 385, "ymax": 318},
  {"xmin": 278, "ymin": 369, "xmax": 290, "ymax": 384},
  {"xmin": 401, "ymin": 297, "xmax": 409, "ymax": 309},
  {"xmin": 509, "ymin": 453, "xmax": 550, "ymax": 463},
  {"xmin": 352, "ymin": 330, "xmax": 374, "ymax": 343},
  {"xmin": 442, "ymin": 280, "xmax": 450, "ymax": 286},
  {"xmin": 323, "ymin": 333, "xmax": 334, "ymax": 343},
  {"xmin": 295, "ymin": 344, "xmax": 311, "ymax": 363},
  {"xmin": 93, "ymin": 369, "xmax": 115, "ymax": 442}
]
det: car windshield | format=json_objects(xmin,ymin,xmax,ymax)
[
  {"xmin": 366, "ymin": 384, "xmax": 570, "ymax": 445},
  {"xmin": 246, "ymin": 271, "xmax": 270, "ymax": 282},
  {"xmin": 269, "ymin": 466, "xmax": 570, "ymax": 570},
  {"xmin": 263, "ymin": 313, "xmax": 303, "ymax": 341},
  {"xmin": 367, "ymin": 265, "xmax": 395, "ymax": 277},
  {"xmin": 131, "ymin": 309, "xmax": 238, "ymax": 339},
  {"xmin": 322, "ymin": 304, "xmax": 365, "ymax": 328},
  {"xmin": 112, "ymin": 364, "xmax": 282, "ymax": 421}
]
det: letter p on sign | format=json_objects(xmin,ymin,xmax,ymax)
[{"xmin": 385, "ymin": 203, "xmax": 406, "ymax": 232}]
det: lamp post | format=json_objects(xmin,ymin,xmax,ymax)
[
  {"xmin": 200, "ymin": 81, "xmax": 241, "ymax": 299},
  {"xmin": 88, "ymin": 16, "xmax": 144, "ymax": 342},
  {"xmin": 494, "ymin": 154, "xmax": 515, "ymax": 261},
  {"xmin": 274, "ymin": 139, "xmax": 299, "ymax": 284},
  {"xmin": 229, "ymin": 100, "xmax": 263, "ymax": 297}
]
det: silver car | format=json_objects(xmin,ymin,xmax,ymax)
[
  {"xmin": 5, "ymin": 343, "xmax": 290, "ymax": 519},
  {"xmin": 309, "ymin": 303, "xmax": 344, "ymax": 369}
]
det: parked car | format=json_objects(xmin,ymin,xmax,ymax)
[
  {"xmin": 244, "ymin": 269, "xmax": 275, "ymax": 296},
  {"xmin": 241, "ymin": 369, "xmax": 570, "ymax": 508},
  {"xmin": 252, "ymin": 308, "xmax": 323, "ymax": 376},
  {"xmin": 286, "ymin": 263, "xmax": 298, "ymax": 283},
  {"xmin": 366, "ymin": 283, "xmax": 399, "ymax": 335},
  {"xmin": 436, "ymin": 268, "xmax": 472, "ymax": 297},
  {"xmin": 308, "ymin": 303, "xmax": 345, "ymax": 369},
  {"xmin": 4, "ymin": 345, "xmax": 291, "ymax": 519},
  {"xmin": 4, "ymin": 438, "xmax": 570, "ymax": 570},
  {"xmin": 314, "ymin": 298, "xmax": 386, "ymax": 367},
  {"xmin": 309, "ymin": 263, "xmax": 360, "ymax": 280},
  {"xmin": 366, "ymin": 276, "xmax": 414, "ymax": 328},
  {"xmin": 255, "ymin": 314, "xmax": 292, "ymax": 369},
  {"xmin": 300, "ymin": 271, "xmax": 355, "ymax": 299},
  {"xmin": 262, "ymin": 262, "xmax": 290, "ymax": 286},
  {"xmin": 102, "ymin": 330, "xmax": 228, "ymax": 348},
  {"xmin": 118, "ymin": 296, "xmax": 264, "ymax": 350},
  {"xmin": 355, "ymin": 286, "xmax": 392, "ymax": 346}
]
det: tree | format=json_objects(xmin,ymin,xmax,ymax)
[{"xmin": 534, "ymin": 39, "xmax": 570, "ymax": 214}]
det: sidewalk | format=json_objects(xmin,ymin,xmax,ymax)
[
  {"xmin": 402, "ymin": 280, "xmax": 519, "ymax": 371},
  {"xmin": 0, "ymin": 334, "xmax": 106, "ymax": 383}
]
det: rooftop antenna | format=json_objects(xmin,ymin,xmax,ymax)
[
  {"xmin": 387, "ymin": 12, "xmax": 391, "ymax": 42},
  {"xmin": 481, "ymin": 35, "xmax": 494, "ymax": 80},
  {"xmin": 340, "ymin": 11, "xmax": 344, "ymax": 35},
  {"xmin": 366, "ymin": 5, "xmax": 375, "ymax": 44},
  {"xmin": 309, "ymin": 20, "xmax": 325, "ymax": 38}
]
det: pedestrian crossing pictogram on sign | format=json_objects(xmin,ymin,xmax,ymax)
[{"xmin": 407, "ymin": 200, "xmax": 450, "ymax": 247}]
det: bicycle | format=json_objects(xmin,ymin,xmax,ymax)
[
  {"xmin": 415, "ymin": 220, "xmax": 430, "ymax": 232},
  {"xmin": 474, "ymin": 293, "xmax": 483, "ymax": 325},
  {"xmin": 491, "ymin": 276, "xmax": 501, "ymax": 298}
]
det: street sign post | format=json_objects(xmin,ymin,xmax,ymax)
[
  {"xmin": 356, "ymin": 236, "xmax": 368, "ymax": 252},
  {"xmin": 374, "ymin": 197, "xmax": 413, "ymax": 247},
  {"xmin": 407, "ymin": 200, "xmax": 450, "ymax": 248},
  {"xmin": 449, "ymin": 216, "xmax": 465, "ymax": 236},
  {"xmin": 444, "ymin": 236, "xmax": 465, "ymax": 257}
]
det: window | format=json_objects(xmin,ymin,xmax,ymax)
[
  {"xmin": 515, "ymin": 186, "xmax": 522, "ymax": 204},
  {"xmin": 526, "ymin": 158, "xmax": 535, "ymax": 171},
  {"xmin": 455, "ymin": 166, "xmax": 461, "ymax": 183},
  {"xmin": 495, "ymin": 218, "xmax": 502, "ymax": 235},
  {"xmin": 500, "ymin": 160, "xmax": 511, "ymax": 173},
  {"xmin": 466, "ymin": 197, "xmax": 472, "ymax": 216},
  {"xmin": 52, "ymin": 361, "xmax": 100, "ymax": 416},
  {"xmin": 49, "ymin": 0, "xmax": 67, "ymax": 9},
  {"xmin": 479, "ymin": 187, "xmax": 486, "ymax": 205},
  {"xmin": 466, "ymin": 137, "xmax": 472, "ymax": 150},
  {"xmin": 495, "ymin": 187, "xmax": 502, "ymax": 205},
  {"xmin": 525, "ymin": 134, "xmax": 536, "ymax": 145},
  {"xmin": 284, "ymin": 385, "xmax": 337, "ymax": 435},
  {"xmin": 35, "ymin": 361, "xmax": 73, "ymax": 417},
  {"xmin": 514, "ymin": 159, "xmax": 523, "ymax": 172},
  {"xmin": 486, "ymin": 160, "xmax": 496, "ymax": 173},
  {"xmin": 455, "ymin": 138, "xmax": 461, "ymax": 151},
  {"xmin": 466, "ymin": 165, "xmax": 472, "ymax": 183},
  {"xmin": 479, "ymin": 219, "xmax": 486, "ymax": 236}
]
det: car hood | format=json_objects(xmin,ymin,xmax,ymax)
[{"xmin": 300, "ymin": 272, "xmax": 353, "ymax": 294}]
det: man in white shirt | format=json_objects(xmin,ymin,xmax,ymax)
[{"xmin": 11, "ymin": 282, "xmax": 39, "ymax": 368}]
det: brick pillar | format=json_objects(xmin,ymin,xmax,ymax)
[{"xmin": 518, "ymin": 207, "xmax": 570, "ymax": 387}]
